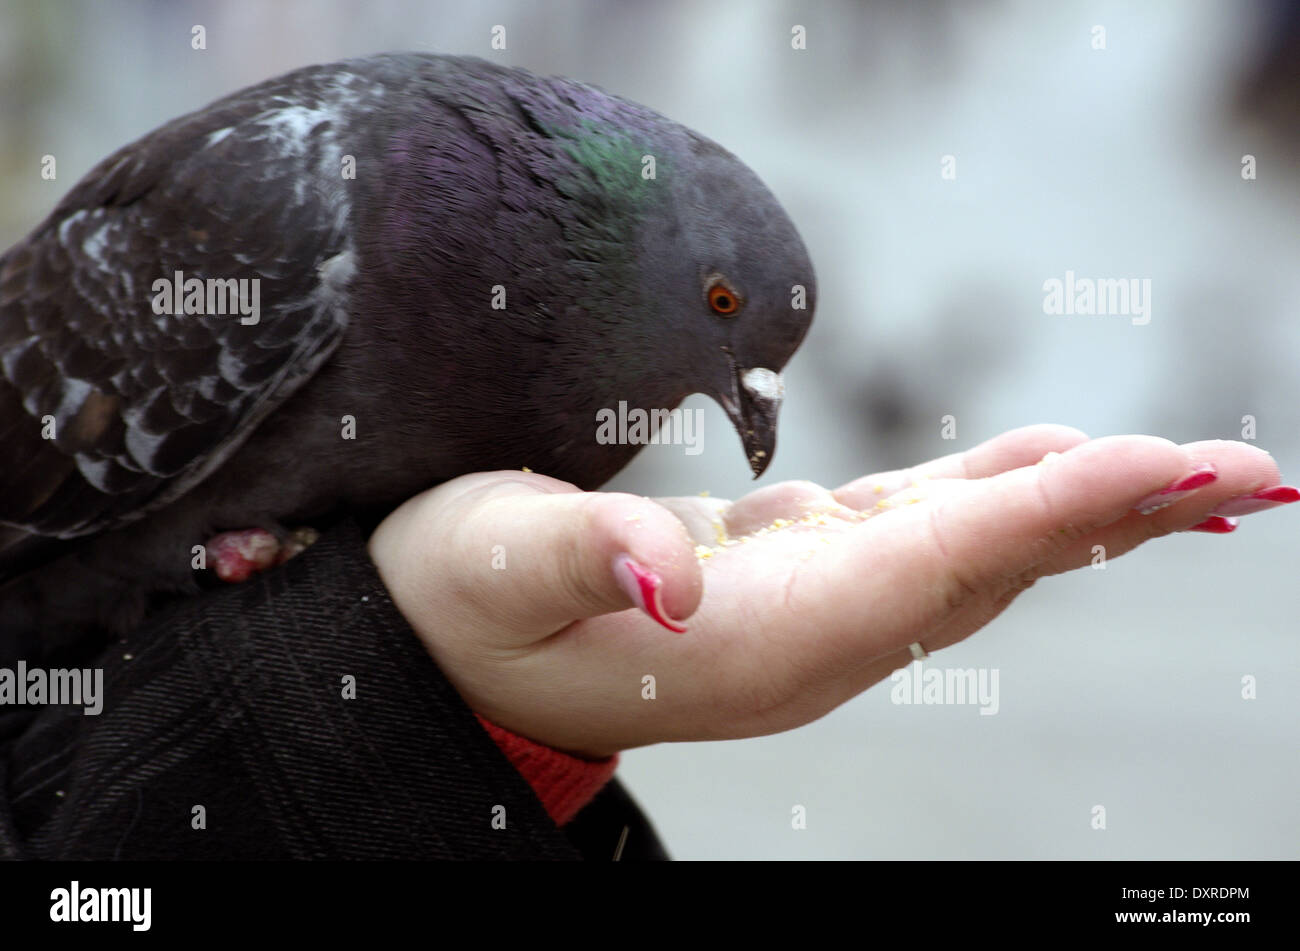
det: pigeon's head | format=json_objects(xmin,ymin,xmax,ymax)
[
  {"xmin": 636, "ymin": 131, "xmax": 817, "ymax": 478},
  {"xmin": 505, "ymin": 76, "xmax": 816, "ymax": 480}
]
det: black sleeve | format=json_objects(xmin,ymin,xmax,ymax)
[{"xmin": 0, "ymin": 519, "xmax": 598, "ymax": 860}]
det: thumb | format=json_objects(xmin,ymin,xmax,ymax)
[{"xmin": 395, "ymin": 474, "xmax": 704, "ymax": 645}]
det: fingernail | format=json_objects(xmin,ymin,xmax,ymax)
[
  {"xmin": 1186, "ymin": 516, "xmax": 1238, "ymax": 534},
  {"xmin": 1209, "ymin": 485, "xmax": 1300, "ymax": 517},
  {"xmin": 612, "ymin": 554, "xmax": 687, "ymax": 633},
  {"xmin": 1134, "ymin": 463, "xmax": 1218, "ymax": 514}
]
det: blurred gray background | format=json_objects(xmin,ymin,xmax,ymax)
[{"xmin": 1, "ymin": 0, "xmax": 1296, "ymax": 859}]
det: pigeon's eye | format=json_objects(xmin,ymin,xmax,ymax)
[{"xmin": 707, "ymin": 281, "xmax": 741, "ymax": 316}]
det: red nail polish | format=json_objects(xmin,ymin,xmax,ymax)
[
  {"xmin": 612, "ymin": 555, "xmax": 687, "ymax": 633},
  {"xmin": 1210, "ymin": 485, "xmax": 1300, "ymax": 517},
  {"xmin": 1186, "ymin": 516, "xmax": 1238, "ymax": 534},
  {"xmin": 1134, "ymin": 463, "xmax": 1218, "ymax": 514}
]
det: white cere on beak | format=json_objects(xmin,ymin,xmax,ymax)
[{"xmin": 741, "ymin": 368, "xmax": 784, "ymax": 402}]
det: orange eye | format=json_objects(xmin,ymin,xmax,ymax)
[{"xmin": 708, "ymin": 282, "xmax": 740, "ymax": 315}]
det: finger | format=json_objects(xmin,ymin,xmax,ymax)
[
  {"xmin": 443, "ymin": 479, "xmax": 704, "ymax": 641},
  {"xmin": 848, "ymin": 440, "xmax": 1288, "ymax": 683},
  {"xmin": 722, "ymin": 480, "xmax": 861, "ymax": 537},
  {"xmin": 650, "ymin": 495, "xmax": 733, "ymax": 546},
  {"xmin": 833, "ymin": 423, "xmax": 1090, "ymax": 509},
  {"xmin": 1029, "ymin": 439, "xmax": 1285, "ymax": 576},
  {"xmin": 837, "ymin": 439, "xmax": 1287, "ymax": 686},
  {"xmin": 813, "ymin": 436, "xmax": 1200, "ymax": 662},
  {"xmin": 655, "ymin": 481, "xmax": 864, "ymax": 547}
]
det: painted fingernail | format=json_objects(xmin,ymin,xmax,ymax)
[
  {"xmin": 1134, "ymin": 463, "xmax": 1218, "ymax": 514},
  {"xmin": 1209, "ymin": 485, "xmax": 1300, "ymax": 517},
  {"xmin": 612, "ymin": 554, "xmax": 687, "ymax": 633},
  {"xmin": 1186, "ymin": 516, "xmax": 1238, "ymax": 534}
]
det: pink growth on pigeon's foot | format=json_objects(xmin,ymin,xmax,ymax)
[{"xmin": 207, "ymin": 529, "xmax": 282, "ymax": 583}]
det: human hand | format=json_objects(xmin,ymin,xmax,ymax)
[{"xmin": 367, "ymin": 424, "xmax": 1292, "ymax": 758}]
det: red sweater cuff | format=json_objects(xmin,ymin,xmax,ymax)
[{"xmin": 475, "ymin": 715, "xmax": 618, "ymax": 826}]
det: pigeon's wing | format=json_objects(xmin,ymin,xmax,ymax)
[{"xmin": 0, "ymin": 66, "xmax": 359, "ymax": 547}]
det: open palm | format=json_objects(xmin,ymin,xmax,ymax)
[{"xmin": 368, "ymin": 424, "xmax": 1284, "ymax": 758}]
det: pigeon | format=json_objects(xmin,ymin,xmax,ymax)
[{"xmin": 0, "ymin": 52, "xmax": 816, "ymax": 654}]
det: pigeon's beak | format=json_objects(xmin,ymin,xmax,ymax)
[{"xmin": 719, "ymin": 365, "xmax": 784, "ymax": 478}]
